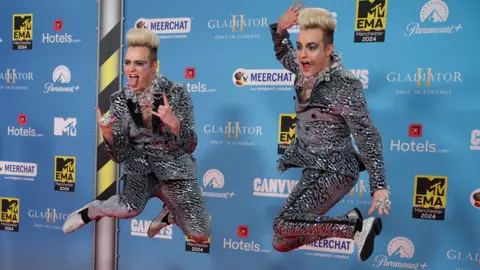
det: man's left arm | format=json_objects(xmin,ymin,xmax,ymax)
[
  {"xmin": 171, "ymin": 84, "xmax": 198, "ymax": 154},
  {"xmin": 339, "ymin": 78, "xmax": 387, "ymax": 196}
]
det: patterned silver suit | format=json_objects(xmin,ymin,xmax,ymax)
[
  {"xmin": 63, "ymin": 74, "xmax": 210, "ymax": 242},
  {"xmin": 269, "ymin": 24, "xmax": 387, "ymax": 252}
]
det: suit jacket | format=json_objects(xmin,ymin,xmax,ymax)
[
  {"xmin": 104, "ymin": 74, "xmax": 198, "ymax": 181},
  {"xmin": 270, "ymin": 24, "xmax": 387, "ymax": 196}
]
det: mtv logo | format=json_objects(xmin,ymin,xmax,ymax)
[{"xmin": 54, "ymin": 117, "xmax": 77, "ymax": 136}]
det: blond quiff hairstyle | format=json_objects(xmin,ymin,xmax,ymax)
[
  {"xmin": 298, "ymin": 8, "xmax": 336, "ymax": 47},
  {"xmin": 126, "ymin": 27, "xmax": 159, "ymax": 63}
]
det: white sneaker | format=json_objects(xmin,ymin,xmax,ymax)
[
  {"xmin": 62, "ymin": 201, "xmax": 94, "ymax": 234},
  {"xmin": 354, "ymin": 217, "xmax": 382, "ymax": 261}
]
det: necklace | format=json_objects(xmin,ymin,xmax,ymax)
[{"xmin": 125, "ymin": 74, "xmax": 160, "ymax": 114}]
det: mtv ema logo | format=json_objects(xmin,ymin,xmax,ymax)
[
  {"xmin": 201, "ymin": 169, "xmax": 235, "ymax": 199},
  {"xmin": 373, "ymin": 237, "xmax": 428, "ymax": 269},
  {"xmin": 186, "ymin": 215, "xmax": 212, "ymax": 253},
  {"xmin": 233, "ymin": 69, "xmax": 295, "ymax": 92},
  {"xmin": 412, "ymin": 175, "xmax": 448, "ymax": 221},
  {"xmin": 130, "ymin": 219, "xmax": 173, "ymax": 240},
  {"xmin": 0, "ymin": 197, "xmax": 20, "ymax": 232},
  {"xmin": 54, "ymin": 156, "xmax": 76, "ymax": 192},
  {"xmin": 54, "ymin": 117, "xmax": 77, "ymax": 136},
  {"xmin": 135, "ymin": 17, "xmax": 191, "ymax": 39},
  {"xmin": 404, "ymin": 0, "xmax": 463, "ymax": 36},
  {"xmin": 278, "ymin": 114, "xmax": 296, "ymax": 154},
  {"xmin": 354, "ymin": 0, "xmax": 388, "ymax": 43},
  {"xmin": 44, "ymin": 65, "xmax": 80, "ymax": 93},
  {"xmin": 12, "ymin": 14, "xmax": 33, "ymax": 50}
]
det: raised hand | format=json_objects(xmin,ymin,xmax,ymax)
[
  {"xmin": 96, "ymin": 106, "xmax": 116, "ymax": 145},
  {"xmin": 150, "ymin": 92, "xmax": 180, "ymax": 135},
  {"xmin": 278, "ymin": 0, "xmax": 305, "ymax": 33}
]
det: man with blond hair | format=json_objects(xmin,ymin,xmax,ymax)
[
  {"xmin": 63, "ymin": 27, "xmax": 211, "ymax": 244},
  {"xmin": 269, "ymin": 1, "xmax": 390, "ymax": 262}
]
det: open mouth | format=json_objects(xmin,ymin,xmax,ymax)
[
  {"xmin": 128, "ymin": 74, "xmax": 139, "ymax": 87},
  {"xmin": 301, "ymin": 61, "xmax": 312, "ymax": 70}
]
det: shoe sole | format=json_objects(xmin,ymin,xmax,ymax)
[{"xmin": 358, "ymin": 218, "xmax": 382, "ymax": 262}]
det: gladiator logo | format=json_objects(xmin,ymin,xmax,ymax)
[
  {"xmin": 12, "ymin": 14, "xmax": 33, "ymax": 50},
  {"xmin": 0, "ymin": 197, "xmax": 20, "ymax": 232},
  {"xmin": 6, "ymin": 69, "xmax": 15, "ymax": 83},
  {"xmin": 278, "ymin": 114, "xmax": 296, "ymax": 154},
  {"xmin": 412, "ymin": 175, "xmax": 448, "ymax": 221},
  {"xmin": 227, "ymin": 122, "xmax": 240, "ymax": 139},
  {"xmin": 54, "ymin": 156, "xmax": 76, "ymax": 192},
  {"xmin": 354, "ymin": 0, "xmax": 388, "ymax": 43}
]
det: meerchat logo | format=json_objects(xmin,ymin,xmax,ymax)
[
  {"xmin": 354, "ymin": 0, "xmax": 388, "ymax": 43},
  {"xmin": 12, "ymin": 14, "xmax": 33, "ymax": 50},
  {"xmin": 233, "ymin": 69, "xmax": 294, "ymax": 91},
  {"xmin": 54, "ymin": 156, "xmax": 76, "ymax": 192},
  {"xmin": 135, "ymin": 18, "xmax": 191, "ymax": 39},
  {"xmin": 185, "ymin": 215, "xmax": 211, "ymax": 253},
  {"xmin": 1, "ymin": 197, "xmax": 20, "ymax": 232},
  {"xmin": 278, "ymin": 114, "xmax": 296, "ymax": 154},
  {"xmin": 412, "ymin": 175, "xmax": 448, "ymax": 221}
]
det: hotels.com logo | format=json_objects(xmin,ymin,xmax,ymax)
[{"xmin": 390, "ymin": 124, "xmax": 449, "ymax": 153}]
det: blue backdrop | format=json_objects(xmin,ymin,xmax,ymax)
[
  {"xmin": 0, "ymin": 1, "xmax": 98, "ymax": 269},
  {"xmin": 1, "ymin": 0, "xmax": 480, "ymax": 270},
  {"xmin": 119, "ymin": 0, "xmax": 480, "ymax": 269}
]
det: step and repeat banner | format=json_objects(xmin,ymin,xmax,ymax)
[
  {"xmin": 119, "ymin": 0, "xmax": 480, "ymax": 270},
  {"xmin": 0, "ymin": 1, "xmax": 98, "ymax": 270},
  {"xmin": 1, "ymin": 0, "xmax": 479, "ymax": 270}
]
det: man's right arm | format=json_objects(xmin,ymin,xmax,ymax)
[
  {"xmin": 103, "ymin": 93, "xmax": 133, "ymax": 163},
  {"xmin": 269, "ymin": 23, "xmax": 300, "ymax": 75}
]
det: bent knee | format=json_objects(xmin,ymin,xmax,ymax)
[
  {"xmin": 271, "ymin": 234, "xmax": 292, "ymax": 252},
  {"xmin": 188, "ymin": 232, "xmax": 210, "ymax": 243}
]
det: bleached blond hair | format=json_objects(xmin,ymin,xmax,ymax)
[
  {"xmin": 298, "ymin": 8, "xmax": 336, "ymax": 46},
  {"xmin": 126, "ymin": 27, "xmax": 159, "ymax": 62}
]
